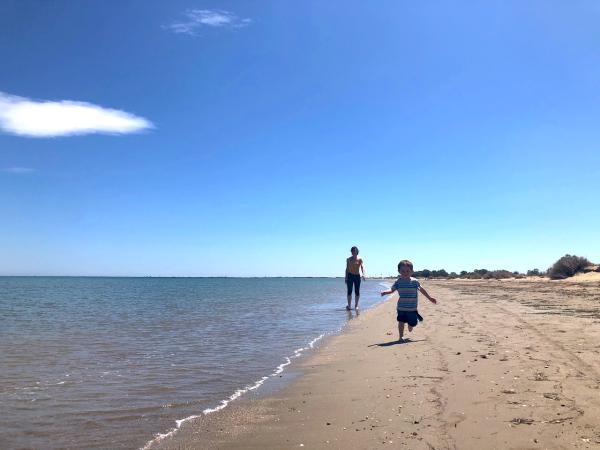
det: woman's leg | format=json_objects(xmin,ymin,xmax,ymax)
[
  {"xmin": 346, "ymin": 278, "xmax": 353, "ymax": 310},
  {"xmin": 354, "ymin": 276, "xmax": 361, "ymax": 309}
]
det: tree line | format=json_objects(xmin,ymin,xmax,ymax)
[{"xmin": 396, "ymin": 254, "xmax": 594, "ymax": 280}]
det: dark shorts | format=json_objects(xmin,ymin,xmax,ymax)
[
  {"xmin": 346, "ymin": 273, "xmax": 361, "ymax": 296},
  {"xmin": 396, "ymin": 311, "xmax": 419, "ymax": 327}
]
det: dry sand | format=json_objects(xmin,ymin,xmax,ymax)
[
  {"xmin": 565, "ymin": 272, "xmax": 600, "ymax": 283},
  {"xmin": 152, "ymin": 279, "xmax": 600, "ymax": 449}
]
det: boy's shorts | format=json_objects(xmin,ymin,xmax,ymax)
[{"xmin": 396, "ymin": 311, "xmax": 419, "ymax": 327}]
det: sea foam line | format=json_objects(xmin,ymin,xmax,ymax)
[
  {"xmin": 141, "ymin": 291, "xmax": 394, "ymax": 450},
  {"xmin": 140, "ymin": 333, "xmax": 326, "ymax": 450}
]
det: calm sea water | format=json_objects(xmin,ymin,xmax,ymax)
[{"xmin": 0, "ymin": 277, "xmax": 387, "ymax": 450}]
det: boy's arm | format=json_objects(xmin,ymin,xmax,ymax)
[
  {"xmin": 360, "ymin": 259, "xmax": 366, "ymax": 279},
  {"xmin": 419, "ymin": 286, "xmax": 438, "ymax": 304},
  {"xmin": 380, "ymin": 286, "xmax": 396, "ymax": 297}
]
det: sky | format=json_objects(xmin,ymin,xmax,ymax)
[{"xmin": 1, "ymin": 0, "xmax": 599, "ymax": 277}]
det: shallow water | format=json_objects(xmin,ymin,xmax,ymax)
[{"xmin": 0, "ymin": 277, "xmax": 387, "ymax": 450}]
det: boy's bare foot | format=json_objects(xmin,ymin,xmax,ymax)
[
  {"xmin": 346, "ymin": 305, "xmax": 351, "ymax": 310},
  {"xmin": 398, "ymin": 337, "xmax": 404, "ymax": 343}
]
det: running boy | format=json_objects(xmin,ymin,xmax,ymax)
[{"xmin": 380, "ymin": 260, "xmax": 438, "ymax": 342}]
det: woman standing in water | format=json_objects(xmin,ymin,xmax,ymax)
[{"xmin": 345, "ymin": 246, "xmax": 365, "ymax": 310}]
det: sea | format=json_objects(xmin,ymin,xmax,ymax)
[{"xmin": 0, "ymin": 277, "xmax": 389, "ymax": 450}]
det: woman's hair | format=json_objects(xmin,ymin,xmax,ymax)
[
  {"xmin": 398, "ymin": 259, "xmax": 413, "ymax": 271},
  {"xmin": 350, "ymin": 246, "xmax": 359, "ymax": 254}
]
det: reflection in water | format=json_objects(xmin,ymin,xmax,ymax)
[{"xmin": 345, "ymin": 308, "xmax": 360, "ymax": 320}]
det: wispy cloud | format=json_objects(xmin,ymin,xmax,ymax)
[
  {"xmin": 0, "ymin": 92, "xmax": 153, "ymax": 138},
  {"xmin": 164, "ymin": 9, "xmax": 251, "ymax": 35},
  {"xmin": 1, "ymin": 167, "xmax": 36, "ymax": 174}
]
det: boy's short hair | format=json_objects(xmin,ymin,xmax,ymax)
[
  {"xmin": 350, "ymin": 246, "xmax": 359, "ymax": 253},
  {"xmin": 398, "ymin": 260, "xmax": 414, "ymax": 271}
]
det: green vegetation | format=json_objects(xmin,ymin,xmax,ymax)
[
  {"xmin": 526, "ymin": 268, "xmax": 544, "ymax": 277},
  {"xmin": 412, "ymin": 268, "xmax": 522, "ymax": 279},
  {"xmin": 398, "ymin": 254, "xmax": 594, "ymax": 280},
  {"xmin": 547, "ymin": 254, "xmax": 591, "ymax": 280}
]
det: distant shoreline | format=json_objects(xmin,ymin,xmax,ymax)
[{"xmin": 3, "ymin": 274, "xmax": 599, "ymax": 282}]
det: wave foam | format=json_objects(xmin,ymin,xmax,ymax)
[
  {"xmin": 141, "ymin": 293, "xmax": 392, "ymax": 450},
  {"xmin": 140, "ymin": 333, "xmax": 326, "ymax": 450}
]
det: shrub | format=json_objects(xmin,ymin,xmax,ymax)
[
  {"xmin": 547, "ymin": 254, "xmax": 591, "ymax": 280},
  {"xmin": 464, "ymin": 272, "xmax": 482, "ymax": 279},
  {"xmin": 431, "ymin": 269, "xmax": 449, "ymax": 278},
  {"xmin": 492, "ymin": 270, "xmax": 515, "ymax": 279},
  {"xmin": 481, "ymin": 270, "xmax": 514, "ymax": 279},
  {"xmin": 414, "ymin": 269, "xmax": 448, "ymax": 278},
  {"xmin": 457, "ymin": 269, "xmax": 521, "ymax": 279}
]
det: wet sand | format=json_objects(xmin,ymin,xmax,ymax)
[{"xmin": 151, "ymin": 279, "xmax": 600, "ymax": 449}]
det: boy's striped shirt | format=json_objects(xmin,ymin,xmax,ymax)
[{"xmin": 392, "ymin": 277, "xmax": 421, "ymax": 311}]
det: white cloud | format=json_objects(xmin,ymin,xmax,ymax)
[
  {"xmin": 0, "ymin": 92, "xmax": 153, "ymax": 138},
  {"xmin": 1, "ymin": 167, "xmax": 35, "ymax": 174},
  {"xmin": 165, "ymin": 9, "xmax": 251, "ymax": 35}
]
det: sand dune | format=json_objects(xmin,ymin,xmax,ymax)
[{"xmin": 565, "ymin": 272, "xmax": 600, "ymax": 282}]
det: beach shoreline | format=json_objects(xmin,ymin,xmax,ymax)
[{"xmin": 151, "ymin": 279, "xmax": 600, "ymax": 450}]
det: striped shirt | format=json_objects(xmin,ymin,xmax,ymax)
[{"xmin": 392, "ymin": 277, "xmax": 421, "ymax": 312}]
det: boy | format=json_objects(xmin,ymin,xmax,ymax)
[{"xmin": 380, "ymin": 260, "xmax": 438, "ymax": 342}]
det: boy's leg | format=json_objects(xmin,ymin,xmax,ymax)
[
  {"xmin": 346, "ymin": 295, "xmax": 352, "ymax": 310},
  {"xmin": 398, "ymin": 321, "xmax": 405, "ymax": 341},
  {"xmin": 407, "ymin": 312, "xmax": 418, "ymax": 332},
  {"xmin": 354, "ymin": 295, "xmax": 360, "ymax": 309},
  {"xmin": 354, "ymin": 277, "xmax": 361, "ymax": 309}
]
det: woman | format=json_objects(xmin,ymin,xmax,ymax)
[{"xmin": 345, "ymin": 246, "xmax": 365, "ymax": 310}]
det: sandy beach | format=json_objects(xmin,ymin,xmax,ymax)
[{"xmin": 152, "ymin": 278, "xmax": 600, "ymax": 450}]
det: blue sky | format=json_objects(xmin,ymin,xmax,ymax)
[{"xmin": 1, "ymin": 1, "xmax": 599, "ymax": 276}]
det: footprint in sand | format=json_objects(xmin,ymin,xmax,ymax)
[
  {"xmin": 533, "ymin": 372, "xmax": 548, "ymax": 381},
  {"xmin": 543, "ymin": 392, "xmax": 560, "ymax": 400},
  {"xmin": 447, "ymin": 412, "xmax": 466, "ymax": 428}
]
